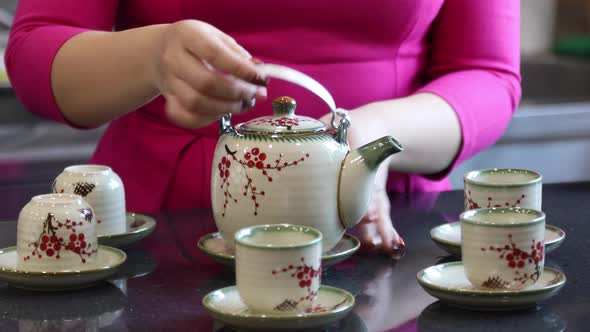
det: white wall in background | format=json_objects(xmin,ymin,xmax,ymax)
[
  {"xmin": 450, "ymin": 102, "xmax": 590, "ymax": 188},
  {"xmin": 521, "ymin": 0, "xmax": 558, "ymax": 55}
]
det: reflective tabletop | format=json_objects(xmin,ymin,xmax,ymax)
[{"xmin": 0, "ymin": 181, "xmax": 587, "ymax": 332}]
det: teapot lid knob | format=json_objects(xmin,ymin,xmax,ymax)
[{"xmin": 272, "ymin": 96, "xmax": 296, "ymax": 117}]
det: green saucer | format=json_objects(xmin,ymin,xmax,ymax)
[
  {"xmin": 98, "ymin": 213, "xmax": 156, "ymax": 249},
  {"xmin": 417, "ymin": 262, "xmax": 566, "ymax": 311},
  {"xmin": 430, "ymin": 222, "xmax": 566, "ymax": 257},
  {"xmin": 203, "ymin": 285, "xmax": 355, "ymax": 331},
  {"xmin": 0, "ymin": 246, "xmax": 127, "ymax": 291},
  {"xmin": 197, "ymin": 232, "xmax": 360, "ymax": 269}
]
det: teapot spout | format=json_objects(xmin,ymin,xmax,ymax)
[{"xmin": 338, "ymin": 136, "xmax": 403, "ymax": 228}]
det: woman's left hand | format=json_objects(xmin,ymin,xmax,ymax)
[
  {"xmin": 319, "ymin": 110, "xmax": 405, "ymax": 258},
  {"xmin": 358, "ymin": 163, "xmax": 406, "ymax": 258}
]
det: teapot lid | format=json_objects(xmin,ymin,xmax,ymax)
[{"xmin": 237, "ymin": 96, "xmax": 328, "ymax": 134}]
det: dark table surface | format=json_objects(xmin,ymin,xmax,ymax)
[{"xmin": 0, "ymin": 180, "xmax": 588, "ymax": 332}]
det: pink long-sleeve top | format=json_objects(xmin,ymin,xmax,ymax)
[{"xmin": 6, "ymin": 0, "xmax": 521, "ymax": 213}]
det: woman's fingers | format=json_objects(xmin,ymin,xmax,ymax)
[
  {"xmin": 374, "ymin": 192, "xmax": 394, "ymax": 252},
  {"xmin": 358, "ymin": 217, "xmax": 377, "ymax": 250},
  {"xmin": 179, "ymin": 21, "xmax": 263, "ymax": 84},
  {"xmin": 167, "ymin": 77, "xmax": 250, "ymax": 115},
  {"xmin": 155, "ymin": 20, "xmax": 268, "ymax": 129},
  {"xmin": 164, "ymin": 94, "xmax": 212, "ymax": 129},
  {"xmin": 167, "ymin": 49, "xmax": 264, "ymax": 102},
  {"xmin": 164, "ymin": 76, "xmax": 258, "ymax": 129},
  {"xmin": 215, "ymin": 30, "xmax": 253, "ymax": 60},
  {"xmin": 375, "ymin": 218, "xmax": 394, "ymax": 253},
  {"xmin": 358, "ymin": 191, "xmax": 406, "ymax": 258}
]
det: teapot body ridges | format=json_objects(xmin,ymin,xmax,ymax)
[{"xmin": 211, "ymin": 131, "xmax": 348, "ymax": 252}]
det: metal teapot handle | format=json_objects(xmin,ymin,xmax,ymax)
[{"xmin": 219, "ymin": 113, "xmax": 234, "ymax": 136}]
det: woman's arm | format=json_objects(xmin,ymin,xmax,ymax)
[
  {"xmin": 346, "ymin": 93, "xmax": 461, "ymax": 175},
  {"xmin": 50, "ymin": 26, "xmax": 165, "ymax": 127},
  {"xmin": 335, "ymin": 0, "xmax": 521, "ymax": 254},
  {"xmin": 347, "ymin": 0, "xmax": 521, "ymax": 176},
  {"xmin": 6, "ymin": 1, "xmax": 265, "ymax": 128},
  {"xmin": 52, "ymin": 22, "xmax": 264, "ymax": 128},
  {"xmin": 6, "ymin": 0, "xmax": 119, "ymax": 127}
]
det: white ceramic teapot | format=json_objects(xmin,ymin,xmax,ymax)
[{"xmin": 211, "ymin": 65, "xmax": 403, "ymax": 252}]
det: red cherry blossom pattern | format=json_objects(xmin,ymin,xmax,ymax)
[
  {"xmin": 217, "ymin": 154, "xmax": 238, "ymax": 217},
  {"xmin": 218, "ymin": 144, "xmax": 309, "ymax": 217},
  {"xmin": 480, "ymin": 234, "xmax": 543, "ymax": 288},
  {"xmin": 304, "ymin": 298, "xmax": 348, "ymax": 314},
  {"xmin": 272, "ymin": 257, "xmax": 322, "ymax": 312},
  {"xmin": 465, "ymin": 190, "xmax": 526, "ymax": 210},
  {"xmin": 23, "ymin": 212, "xmax": 97, "ymax": 263},
  {"xmin": 247, "ymin": 117, "xmax": 314, "ymax": 130}
]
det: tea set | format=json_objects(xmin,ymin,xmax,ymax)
[
  {"xmin": 202, "ymin": 64, "xmax": 400, "ymax": 329},
  {"xmin": 418, "ymin": 167, "xmax": 567, "ymax": 311},
  {"xmin": 0, "ymin": 164, "xmax": 156, "ymax": 290},
  {"xmin": 0, "ymin": 64, "xmax": 569, "ymax": 329},
  {"xmin": 201, "ymin": 65, "xmax": 564, "ymax": 329},
  {"xmin": 51, "ymin": 165, "xmax": 156, "ymax": 249}
]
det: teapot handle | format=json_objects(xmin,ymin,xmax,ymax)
[
  {"xmin": 218, "ymin": 64, "xmax": 350, "ymax": 142},
  {"xmin": 257, "ymin": 64, "xmax": 337, "ymax": 111},
  {"xmin": 256, "ymin": 64, "xmax": 351, "ymax": 133}
]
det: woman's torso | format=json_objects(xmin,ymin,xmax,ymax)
[{"xmin": 93, "ymin": 0, "xmax": 451, "ymax": 212}]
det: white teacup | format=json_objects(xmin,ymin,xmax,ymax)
[
  {"xmin": 235, "ymin": 224, "xmax": 322, "ymax": 314},
  {"xmin": 53, "ymin": 165, "xmax": 126, "ymax": 236},
  {"xmin": 461, "ymin": 208, "xmax": 545, "ymax": 290},
  {"xmin": 464, "ymin": 168, "xmax": 542, "ymax": 211},
  {"xmin": 17, "ymin": 194, "xmax": 98, "ymax": 272}
]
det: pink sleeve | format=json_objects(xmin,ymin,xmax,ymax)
[
  {"xmin": 416, "ymin": 0, "xmax": 522, "ymax": 175},
  {"xmin": 5, "ymin": 0, "xmax": 118, "ymax": 126}
]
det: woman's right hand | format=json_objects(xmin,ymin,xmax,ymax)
[{"xmin": 153, "ymin": 20, "xmax": 267, "ymax": 129}]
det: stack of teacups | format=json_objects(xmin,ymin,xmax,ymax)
[
  {"xmin": 15, "ymin": 164, "xmax": 127, "ymax": 275},
  {"xmin": 234, "ymin": 224, "xmax": 323, "ymax": 313},
  {"xmin": 460, "ymin": 168, "xmax": 545, "ymax": 290},
  {"xmin": 17, "ymin": 193, "xmax": 99, "ymax": 272}
]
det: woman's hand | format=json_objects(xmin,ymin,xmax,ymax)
[
  {"xmin": 319, "ymin": 110, "xmax": 405, "ymax": 257},
  {"xmin": 358, "ymin": 163, "xmax": 406, "ymax": 258},
  {"xmin": 154, "ymin": 20, "xmax": 267, "ymax": 129}
]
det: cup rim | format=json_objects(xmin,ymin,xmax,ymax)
[
  {"xmin": 235, "ymin": 224, "xmax": 322, "ymax": 250},
  {"xmin": 464, "ymin": 168, "xmax": 542, "ymax": 188},
  {"xmin": 461, "ymin": 208, "xmax": 545, "ymax": 227},
  {"xmin": 63, "ymin": 164, "xmax": 112, "ymax": 175},
  {"xmin": 31, "ymin": 193, "xmax": 83, "ymax": 205}
]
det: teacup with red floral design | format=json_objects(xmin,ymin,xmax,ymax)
[
  {"xmin": 464, "ymin": 168, "xmax": 542, "ymax": 211},
  {"xmin": 461, "ymin": 208, "xmax": 545, "ymax": 290},
  {"xmin": 235, "ymin": 224, "xmax": 322, "ymax": 314},
  {"xmin": 53, "ymin": 165, "xmax": 126, "ymax": 236},
  {"xmin": 17, "ymin": 194, "xmax": 98, "ymax": 272}
]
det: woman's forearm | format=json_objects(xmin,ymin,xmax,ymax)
[
  {"xmin": 349, "ymin": 93, "xmax": 462, "ymax": 175},
  {"xmin": 51, "ymin": 25, "xmax": 167, "ymax": 127}
]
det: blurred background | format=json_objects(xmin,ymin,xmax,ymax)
[{"xmin": 0, "ymin": 0, "xmax": 589, "ymax": 189}]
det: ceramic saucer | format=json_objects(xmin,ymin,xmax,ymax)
[
  {"xmin": 0, "ymin": 246, "xmax": 127, "ymax": 291},
  {"xmin": 430, "ymin": 222, "xmax": 566, "ymax": 257},
  {"xmin": 203, "ymin": 285, "xmax": 355, "ymax": 331},
  {"xmin": 198, "ymin": 232, "xmax": 359, "ymax": 269},
  {"xmin": 417, "ymin": 262, "xmax": 566, "ymax": 311},
  {"xmin": 98, "ymin": 213, "xmax": 156, "ymax": 249}
]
